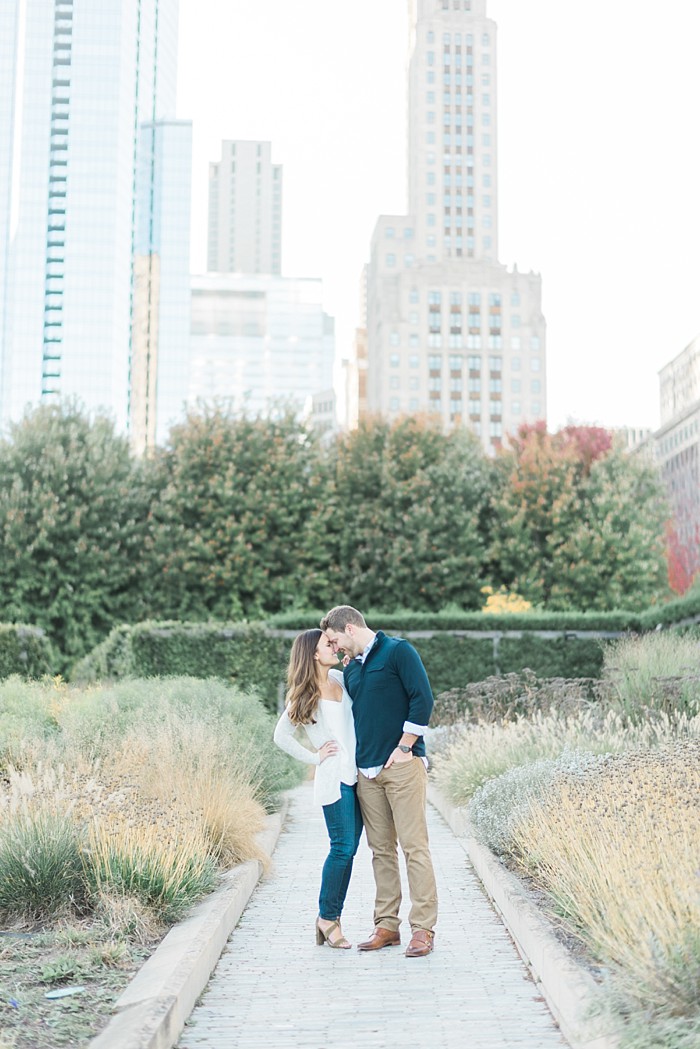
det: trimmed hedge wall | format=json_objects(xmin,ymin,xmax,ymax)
[
  {"xmin": 69, "ymin": 596, "xmax": 700, "ymax": 707},
  {"xmin": 0, "ymin": 624, "xmax": 55, "ymax": 679},
  {"xmin": 72, "ymin": 617, "xmax": 614, "ymax": 709},
  {"xmin": 71, "ymin": 621, "xmax": 287, "ymax": 713},
  {"xmin": 267, "ymin": 608, "xmax": 645, "ymax": 633}
]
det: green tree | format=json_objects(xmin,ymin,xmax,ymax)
[
  {"xmin": 490, "ymin": 424, "xmax": 668, "ymax": 610},
  {"xmin": 0, "ymin": 402, "xmax": 152, "ymax": 668},
  {"xmin": 547, "ymin": 447, "xmax": 668, "ymax": 610},
  {"xmin": 305, "ymin": 416, "xmax": 491, "ymax": 611},
  {"xmin": 147, "ymin": 406, "xmax": 324, "ymax": 619}
]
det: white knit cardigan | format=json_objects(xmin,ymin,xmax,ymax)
[{"xmin": 273, "ymin": 669, "xmax": 356, "ymax": 807}]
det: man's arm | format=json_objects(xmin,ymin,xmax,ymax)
[{"xmin": 384, "ymin": 642, "xmax": 433, "ymax": 767}]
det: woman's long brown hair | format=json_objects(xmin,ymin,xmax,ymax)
[{"xmin": 285, "ymin": 628, "xmax": 324, "ymax": 725}]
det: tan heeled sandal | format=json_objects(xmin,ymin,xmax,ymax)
[{"xmin": 315, "ymin": 918, "xmax": 352, "ymax": 949}]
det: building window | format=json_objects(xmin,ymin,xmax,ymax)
[
  {"xmin": 390, "ymin": 397, "xmax": 400, "ymax": 411},
  {"xmin": 511, "ymin": 314, "xmax": 521, "ymax": 327},
  {"xmin": 449, "ymin": 355, "xmax": 464, "ymax": 370},
  {"xmin": 386, "ymin": 227, "xmax": 395, "ymax": 238},
  {"xmin": 409, "ymin": 334, "xmax": 419, "ymax": 348},
  {"xmin": 410, "ymin": 288, "xmax": 419, "ymax": 303},
  {"xmin": 409, "ymin": 355, "xmax": 420, "ymax": 368},
  {"xmin": 512, "ymin": 357, "xmax": 521, "ymax": 371},
  {"xmin": 428, "ymin": 354, "xmax": 442, "ymax": 370},
  {"xmin": 390, "ymin": 331, "xmax": 400, "ymax": 346},
  {"xmin": 511, "ymin": 379, "xmax": 521, "ymax": 393},
  {"xmin": 468, "ymin": 377, "xmax": 481, "ymax": 392},
  {"xmin": 531, "ymin": 357, "xmax": 541, "ymax": 371},
  {"xmin": 531, "ymin": 379, "xmax": 541, "ymax": 393},
  {"xmin": 512, "ymin": 401, "xmax": 521, "ymax": 415},
  {"xmin": 511, "ymin": 336, "xmax": 521, "ymax": 350},
  {"xmin": 490, "ymin": 421, "xmax": 502, "ymax": 438},
  {"xmin": 468, "ymin": 355, "xmax": 481, "ymax": 371},
  {"xmin": 409, "ymin": 397, "xmax": 420, "ymax": 410},
  {"xmin": 390, "ymin": 353, "xmax": 400, "ymax": 367},
  {"xmin": 489, "ymin": 378, "xmax": 502, "ymax": 392},
  {"xmin": 429, "ymin": 377, "xmax": 442, "ymax": 392},
  {"xmin": 386, "ymin": 254, "xmax": 396, "ymax": 267},
  {"xmin": 390, "ymin": 376, "xmax": 400, "ymax": 389},
  {"xmin": 532, "ymin": 401, "xmax": 542, "ymax": 415},
  {"xmin": 489, "ymin": 355, "xmax": 502, "ymax": 372},
  {"xmin": 511, "ymin": 291, "xmax": 521, "ymax": 306},
  {"xmin": 428, "ymin": 333, "xmax": 443, "ymax": 348},
  {"xmin": 531, "ymin": 335, "xmax": 541, "ymax": 351},
  {"xmin": 490, "ymin": 400, "xmax": 502, "ymax": 417}
]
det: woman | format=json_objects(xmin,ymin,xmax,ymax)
[{"xmin": 273, "ymin": 628, "xmax": 363, "ymax": 949}]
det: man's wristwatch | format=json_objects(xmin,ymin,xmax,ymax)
[{"xmin": 398, "ymin": 744, "xmax": 412, "ymax": 754}]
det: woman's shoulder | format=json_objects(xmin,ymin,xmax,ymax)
[{"xmin": 329, "ymin": 668, "xmax": 353, "ymax": 704}]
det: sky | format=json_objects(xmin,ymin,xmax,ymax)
[{"xmin": 177, "ymin": 0, "xmax": 700, "ymax": 433}]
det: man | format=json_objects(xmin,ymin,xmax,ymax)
[{"xmin": 320, "ymin": 605, "xmax": 438, "ymax": 958}]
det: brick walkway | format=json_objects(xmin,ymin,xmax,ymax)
[{"xmin": 178, "ymin": 783, "xmax": 567, "ymax": 1049}]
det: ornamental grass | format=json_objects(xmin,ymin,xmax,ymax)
[
  {"xmin": 0, "ymin": 676, "xmax": 301, "ymax": 925},
  {"xmin": 432, "ymin": 705, "xmax": 700, "ymax": 807},
  {"xmin": 507, "ymin": 742, "xmax": 700, "ymax": 1046}
]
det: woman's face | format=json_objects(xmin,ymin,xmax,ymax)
[{"xmin": 315, "ymin": 633, "xmax": 337, "ymax": 667}]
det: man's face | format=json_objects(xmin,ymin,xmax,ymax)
[{"xmin": 325, "ymin": 626, "xmax": 362, "ymax": 660}]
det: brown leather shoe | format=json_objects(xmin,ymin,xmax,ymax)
[
  {"xmin": 405, "ymin": 929, "xmax": 434, "ymax": 957},
  {"xmin": 357, "ymin": 927, "xmax": 401, "ymax": 951}
]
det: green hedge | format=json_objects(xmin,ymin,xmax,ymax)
[
  {"xmin": 267, "ymin": 608, "xmax": 644, "ymax": 633},
  {"xmin": 71, "ymin": 621, "xmax": 288, "ymax": 714},
  {"xmin": 0, "ymin": 625, "xmax": 55, "ymax": 680},
  {"xmin": 497, "ymin": 635, "xmax": 605, "ymax": 678},
  {"xmin": 72, "ymin": 617, "xmax": 612, "ymax": 706},
  {"xmin": 639, "ymin": 591, "xmax": 700, "ymax": 630}
]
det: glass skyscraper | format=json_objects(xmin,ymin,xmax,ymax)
[{"xmin": 0, "ymin": 0, "xmax": 187, "ymax": 437}]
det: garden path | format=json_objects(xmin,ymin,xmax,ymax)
[{"xmin": 177, "ymin": 782, "xmax": 568, "ymax": 1049}]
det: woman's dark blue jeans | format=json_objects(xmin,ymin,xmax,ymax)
[{"xmin": 318, "ymin": 783, "xmax": 364, "ymax": 920}]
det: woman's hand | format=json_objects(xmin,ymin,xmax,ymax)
[{"xmin": 318, "ymin": 741, "xmax": 339, "ymax": 762}]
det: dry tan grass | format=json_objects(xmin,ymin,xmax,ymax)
[
  {"xmin": 0, "ymin": 716, "xmax": 267, "ymax": 872},
  {"xmin": 511, "ymin": 740, "xmax": 700, "ymax": 1012}
]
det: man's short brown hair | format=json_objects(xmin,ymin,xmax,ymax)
[{"xmin": 320, "ymin": 605, "xmax": 367, "ymax": 632}]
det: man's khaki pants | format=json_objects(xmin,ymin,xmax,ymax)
[{"xmin": 357, "ymin": 757, "xmax": 438, "ymax": 933}]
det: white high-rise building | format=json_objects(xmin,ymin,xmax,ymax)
[
  {"xmin": 189, "ymin": 274, "xmax": 335, "ymax": 422},
  {"xmin": 0, "ymin": 0, "xmax": 185, "ymax": 435},
  {"xmin": 365, "ymin": 0, "xmax": 546, "ymax": 453},
  {"xmin": 207, "ymin": 140, "xmax": 283, "ymax": 276}
]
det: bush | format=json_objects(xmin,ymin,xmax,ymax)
[
  {"xmin": 506, "ymin": 742, "xmax": 700, "ymax": 1043},
  {"xmin": 71, "ymin": 622, "xmax": 288, "ymax": 714},
  {"xmin": 602, "ymin": 633, "xmax": 700, "ymax": 721},
  {"xmin": 267, "ymin": 608, "xmax": 644, "ymax": 633},
  {"xmin": 86, "ymin": 824, "xmax": 217, "ymax": 923},
  {"xmin": 433, "ymin": 705, "xmax": 700, "ymax": 807},
  {"xmin": 0, "ymin": 811, "xmax": 87, "ymax": 921},
  {"xmin": 432, "ymin": 671, "xmax": 604, "ymax": 726},
  {"xmin": 0, "ymin": 624, "xmax": 55, "ymax": 679},
  {"xmin": 498, "ymin": 634, "xmax": 606, "ymax": 678},
  {"xmin": 0, "ymin": 676, "xmax": 58, "ymax": 769},
  {"xmin": 56, "ymin": 677, "xmax": 302, "ymax": 810}
]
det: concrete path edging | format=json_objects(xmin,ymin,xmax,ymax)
[
  {"xmin": 88, "ymin": 796, "xmax": 290, "ymax": 1049},
  {"xmin": 427, "ymin": 783, "xmax": 619, "ymax": 1049}
]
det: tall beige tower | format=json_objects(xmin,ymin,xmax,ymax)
[
  {"xmin": 365, "ymin": 0, "xmax": 546, "ymax": 454},
  {"xmin": 207, "ymin": 140, "xmax": 282, "ymax": 275}
]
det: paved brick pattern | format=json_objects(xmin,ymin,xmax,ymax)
[{"xmin": 178, "ymin": 783, "xmax": 567, "ymax": 1049}]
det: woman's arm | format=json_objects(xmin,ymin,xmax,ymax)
[{"xmin": 273, "ymin": 709, "xmax": 322, "ymax": 765}]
